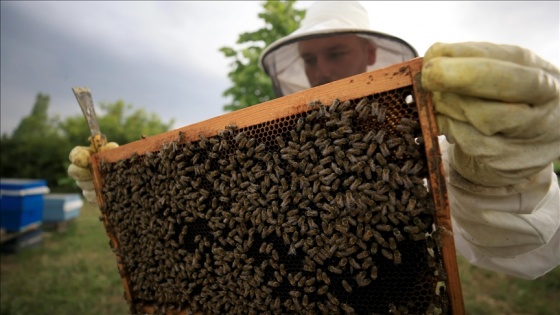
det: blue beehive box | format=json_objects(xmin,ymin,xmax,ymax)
[
  {"xmin": 43, "ymin": 193, "xmax": 83, "ymax": 223},
  {"xmin": 0, "ymin": 178, "xmax": 50, "ymax": 231}
]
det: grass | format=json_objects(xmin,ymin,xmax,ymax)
[
  {"xmin": 1, "ymin": 203, "xmax": 559, "ymax": 315},
  {"xmin": 458, "ymin": 256, "xmax": 560, "ymax": 315},
  {"xmin": 0, "ymin": 203, "xmax": 129, "ymax": 315}
]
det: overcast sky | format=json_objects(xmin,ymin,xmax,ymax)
[{"xmin": 1, "ymin": 1, "xmax": 558, "ymax": 137}]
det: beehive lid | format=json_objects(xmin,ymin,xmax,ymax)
[
  {"xmin": 0, "ymin": 179, "xmax": 49, "ymax": 196},
  {"xmin": 44, "ymin": 194, "xmax": 84, "ymax": 211}
]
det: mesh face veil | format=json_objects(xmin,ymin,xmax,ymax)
[{"xmin": 259, "ymin": 1, "xmax": 418, "ymax": 97}]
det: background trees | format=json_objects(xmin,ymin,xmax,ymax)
[
  {"xmin": 220, "ymin": 0, "xmax": 305, "ymax": 111},
  {"xmin": 0, "ymin": 94, "xmax": 172, "ymax": 192}
]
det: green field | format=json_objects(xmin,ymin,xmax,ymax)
[{"xmin": 1, "ymin": 203, "xmax": 558, "ymax": 315}]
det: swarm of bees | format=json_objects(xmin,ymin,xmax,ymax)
[{"xmin": 99, "ymin": 86, "xmax": 450, "ymax": 315}]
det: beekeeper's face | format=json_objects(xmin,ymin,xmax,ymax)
[{"xmin": 298, "ymin": 34, "xmax": 376, "ymax": 87}]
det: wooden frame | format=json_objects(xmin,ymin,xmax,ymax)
[{"xmin": 91, "ymin": 58, "xmax": 464, "ymax": 315}]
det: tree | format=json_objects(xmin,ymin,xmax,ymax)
[
  {"xmin": 0, "ymin": 94, "xmax": 174, "ymax": 192},
  {"xmin": 11, "ymin": 93, "xmax": 61, "ymax": 140},
  {"xmin": 59, "ymin": 100, "xmax": 175, "ymax": 146},
  {"xmin": 0, "ymin": 93, "xmax": 68, "ymax": 190},
  {"xmin": 220, "ymin": 0, "xmax": 305, "ymax": 111}
]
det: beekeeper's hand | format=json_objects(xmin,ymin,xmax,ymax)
[
  {"xmin": 422, "ymin": 42, "xmax": 560, "ymax": 187},
  {"xmin": 67, "ymin": 142, "xmax": 119, "ymax": 205}
]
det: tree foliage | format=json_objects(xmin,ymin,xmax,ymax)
[
  {"xmin": 59, "ymin": 100, "xmax": 175, "ymax": 146},
  {"xmin": 0, "ymin": 94, "xmax": 67, "ymax": 190},
  {"xmin": 0, "ymin": 94, "xmax": 173, "ymax": 192},
  {"xmin": 220, "ymin": 0, "xmax": 305, "ymax": 111}
]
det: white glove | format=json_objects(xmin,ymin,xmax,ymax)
[
  {"xmin": 422, "ymin": 42, "xmax": 560, "ymax": 187},
  {"xmin": 67, "ymin": 142, "xmax": 119, "ymax": 205}
]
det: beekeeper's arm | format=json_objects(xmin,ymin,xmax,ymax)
[
  {"xmin": 422, "ymin": 42, "xmax": 560, "ymax": 279},
  {"xmin": 67, "ymin": 142, "xmax": 119, "ymax": 205}
]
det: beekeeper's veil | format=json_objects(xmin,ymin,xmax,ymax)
[{"xmin": 259, "ymin": 1, "xmax": 418, "ymax": 97}]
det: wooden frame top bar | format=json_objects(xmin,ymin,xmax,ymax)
[{"xmin": 93, "ymin": 60, "xmax": 415, "ymax": 164}]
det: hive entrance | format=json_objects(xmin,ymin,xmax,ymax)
[{"xmin": 92, "ymin": 58, "xmax": 463, "ymax": 315}]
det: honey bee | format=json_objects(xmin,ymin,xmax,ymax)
[
  {"xmin": 381, "ymin": 248, "xmax": 393, "ymax": 260},
  {"xmin": 369, "ymin": 100, "xmax": 379, "ymax": 115},
  {"xmin": 413, "ymin": 217, "xmax": 428, "ymax": 230},
  {"xmin": 317, "ymin": 285, "xmax": 329, "ymax": 295},
  {"xmin": 378, "ymin": 106, "xmax": 388, "ymax": 122},
  {"xmin": 336, "ymin": 125, "xmax": 354, "ymax": 134},
  {"xmin": 322, "ymin": 144, "xmax": 336, "ymax": 156},
  {"xmin": 298, "ymin": 275, "xmax": 307, "ymax": 287},
  {"xmin": 405, "ymin": 197, "xmax": 417, "ymax": 212},
  {"xmin": 327, "ymin": 292, "xmax": 339, "ymax": 306},
  {"xmin": 307, "ymin": 218, "xmax": 319, "ymax": 231},
  {"xmin": 304, "ymin": 286, "xmax": 316, "ymax": 294},
  {"xmin": 403, "ymin": 133, "xmax": 416, "ymax": 146},
  {"xmin": 288, "ymin": 290, "xmax": 301, "ymax": 301},
  {"xmin": 302, "ymin": 149, "xmax": 316, "ymax": 163},
  {"xmin": 328, "ymin": 265, "xmax": 343, "ymax": 274},
  {"xmin": 356, "ymin": 250, "xmax": 370, "ymax": 260},
  {"xmin": 393, "ymin": 228, "xmax": 406, "ymax": 242},
  {"xmin": 393, "ymin": 250, "xmax": 402, "ymax": 264},
  {"xmin": 382, "ymin": 167, "xmax": 390, "ymax": 182},
  {"xmin": 393, "ymin": 144, "xmax": 406, "ymax": 159},
  {"xmin": 372, "ymin": 230, "xmax": 387, "ymax": 248},
  {"xmin": 278, "ymin": 263, "xmax": 287, "ymax": 277},
  {"xmin": 341, "ymin": 279, "xmax": 353, "ymax": 293},
  {"xmin": 348, "ymin": 257, "xmax": 361, "ymax": 270},
  {"xmin": 270, "ymin": 297, "xmax": 281, "ymax": 310},
  {"xmin": 375, "ymin": 153, "xmax": 387, "ymax": 166},
  {"xmin": 331, "ymin": 139, "xmax": 347, "ymax": 149},
  {"xmin": 339, "ymin": 100, "xmax": 352, "ymax": 111},
  {"xmin": 411, "ymin": 233, "xmax": 427, "ymax": 241},
  {"xmin": 385, "ymin": 136, "xmax": 404, "ymax": 148},
  {"xmin": 328, "ymin": 178, "xmax": 339, "ymax": 192},
  {"xmin": 376, "ymin": 224, "xmax": 392, "ymax": 232},
  {"xmin": 354, "ymin": 97, "xmax": 368, "ymax": 112},
  {"xmin": 289, "ymin": 129, "xmax": 299, "ymax": 143},
  {"xmin": 324, "ymin": 98, "xmax": 340, "ymax": 112},
  {"xmin": 396, "ymin": 124, "xmax": 413, "ymax": 134},
  {"xmin": 346, "ymin": 152, "xmax": 359, "ymax": 164},
  {"xmin": 358, "ymin": 105, "xmax": 372, "ymax": 120},
  {"xmin": 341, "ymin": 303, "xmax": 355, "ymax": 314},
  {"xmin": 308, "ymin": 99, "xmax": 322, "ymax": 108},
  {"xmin": 373, "ymin": 135, "xmax": 388, "ymax": 153},
  {"xmin": 321, "ymin": 270, "xmax": 332, "ymax": 285},
  {"xmin": 388, "ymin": 237, "xmax": 397, "ymax": 251},
  {"xmin": 296, "ymin": 116, "xmax": 305, "ymax": 131},
  {"xmin": 383, "ymin": 212, "xmax": 397, "ymax": 226},
  {"xmin": 399, "ymin": 117, "xmax": 417, "ymax": 127},
  {"xmin": 349, "ymin": 177, "xmax": 363, "ymax": 192},
  {"xmin": 358, "ymin": 255, "xmax": 373, "ymax": 269},
  {"xmin": 409, "ymin": 161, "xmax": 424, "ymax": 175}
]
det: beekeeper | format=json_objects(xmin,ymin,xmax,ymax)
[
  {"xmin": 68, "ymin": 1, "xmax": 559, "ymax": 280},
  {"xmin": 257, "ymin": 1, "xmax": 560, "ymax": 280}
]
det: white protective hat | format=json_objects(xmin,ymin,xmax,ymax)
[{"xmin": 259, "ymin": 1, "xmax": 418, "ymax": 97}]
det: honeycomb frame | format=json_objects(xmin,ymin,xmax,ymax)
[{"xmin": 91, "ymin": 58, "xmax": 464, "ymax": 314}]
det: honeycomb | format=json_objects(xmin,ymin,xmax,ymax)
[{"xmin": 98, "ymin": 84, "xmax": 454, "ymax": 315}]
